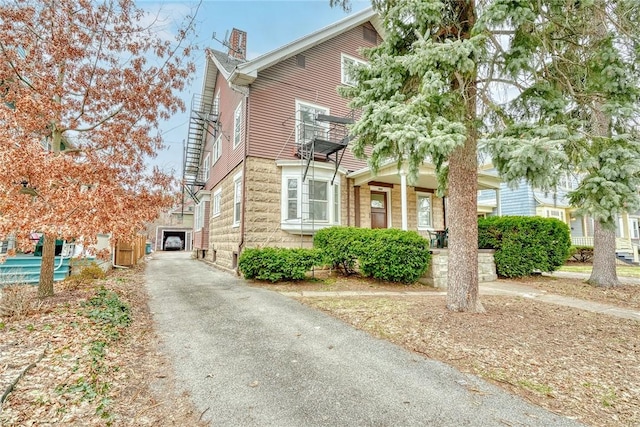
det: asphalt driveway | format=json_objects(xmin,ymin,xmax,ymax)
[{"xmin": 145, "ymin": 251, "xmax": 582, "ymax": 427}]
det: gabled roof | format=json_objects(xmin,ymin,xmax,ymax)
[{"xmin": 205, "ymin": 7, "xmax": 382, "ymax": 88}]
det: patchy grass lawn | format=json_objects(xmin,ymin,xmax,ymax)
[
  {"xmin": 253, "ymin": 272, "xmax": 640, "ymax": 427},
  {"xmin": 559, "ymin": 264, "xmax": 640, "ymax": 278}
]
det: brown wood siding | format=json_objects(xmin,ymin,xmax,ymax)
[
  {"xmin": 204, "ymin": 68, "xmax": 246, "ymax": 191},
  {"xmin": 247, "ymin": 23, "xmax": 379, "ymax": 172}
]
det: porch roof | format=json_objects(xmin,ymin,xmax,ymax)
[{"xmin": 347, "ymin": 161, "xmax": 501, "ymax": 191}]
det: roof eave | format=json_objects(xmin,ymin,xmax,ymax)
[{"xmin": 231, "ymin": 7, "xmax": 380, "ymax": 85}]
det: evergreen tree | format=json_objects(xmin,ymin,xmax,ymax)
[
  {"xmin": 338, "ymin": 0, "xmax": 487, "ymax": 312},
  {"xmin": 480, "ymin": 0, "xmax": 640, "ymax": 286}
]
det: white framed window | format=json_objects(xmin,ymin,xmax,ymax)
[
  {"xmin": 213, "ymin": 134, "xmax": 222, "ymax": 164},
  {"xmin": 417, "ymin": 193, "xmax": 432, "ymax": 229},
  {"xmin": 203, "ymin": 153, "xmax": 210, "ymax": 181},
  {"xmin": 545, "ymin": 208, "xmax": 565, "ymax": 221},
  {"xmin": 279, "ymin": 163, "xmax": 341, "ymax": 233},
  {"xmin": 341, "ymin": 53, "xmax": 367, "ymax": 86},
  {"xmin": 194, "ymin": 202, "xmax": 205, "ymax": 230},
  {"xmin": 233, "ymin": 172, "xmax": 242, "ymax": 227},
  {"xmin": 213, "ymin": 90, "xmax": 220, "ymax": 115},
  {"xmin": 296, "ymin": 100, "xmax": 329, "ymax": 145},
  {"xmin": 233, "ymin": 103, "xmax": 242, "ymax": 148},
  {"xmin": 631, "ymin": 218, "xmax": 640, "ymax": 239},
  {"xmin": 558, "ymin": 172, "xmax": 574, "ymax": 190},
  {"xmin": 213, "ymin": 188, "xmax": 222, "ymax": 218}
]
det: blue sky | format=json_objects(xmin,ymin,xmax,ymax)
[{"xmin": 138, "ymin": 0, "xmax": 371, "ymax": 176}]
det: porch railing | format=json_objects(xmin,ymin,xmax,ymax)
[{"xmin": 571, "ymin": 236, "xmax": 638, "ymax": 262}]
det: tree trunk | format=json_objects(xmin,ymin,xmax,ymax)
[
  {"xmin": 587, "ymin": 221, "xmax": 619, "ymax": 287},
  {"xmin": 38, "ymin": 234, "xmax": 56, "ymax": 297},
  {"xmin": 446, "ymin": 134, "xmax": 483, "ymax": 312},
  {"xmin": 445, "ymin": 0, "xmax": 483, "ymax": 313}
]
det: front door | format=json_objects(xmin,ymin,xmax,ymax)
[{"xmin": 370, "ymin": 191, "xmax": 387, "ymax": 229}]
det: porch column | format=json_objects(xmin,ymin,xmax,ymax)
[
  {"xmin": 400, "ymin": 170, "xmax": 408, "ymax": 230},
  {"xmin": 495, "ymin": 188, "xmax": 501, "ymax": 216},
  {"xmin": 622, "ymin": 212, "xmax": 630, "ymax": 241}
]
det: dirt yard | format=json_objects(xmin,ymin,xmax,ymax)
[
  {"xmin": 1, "ymin": 265, "xmax": 638, "ymax": 426},
  {"xmin": 255, "ymin": 274, "xmax": 640, "ymax": 427},
  {"xmin": 0, "ymin": 265, "xmax": 207, "ymax": 426}
]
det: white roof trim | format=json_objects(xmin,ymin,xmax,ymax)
[
  {"xmin": 230, "ymin": 7, "xmax": 381, "ymax": 86},
  {"xmin": 276, "ymin": 159, "xmax": 348, "ymax": 175}
]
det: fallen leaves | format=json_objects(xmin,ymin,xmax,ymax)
[{"xmin": 0, "ymin": 265, "xmax": 207, "ymax": 426}]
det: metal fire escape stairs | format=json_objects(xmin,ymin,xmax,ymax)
[
  {"xmin": 296, "ymin": 113, "xmax": 354, "ymax": 240},
  {"xmin": 297, "ymin": 113, "xmax": 354, "ymax": 185},
  {"xmin": 182, "ymin": 94, "xmax": 218, "ymax": 206}
]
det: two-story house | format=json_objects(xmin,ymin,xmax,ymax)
[{"xmin": 183, "ymin": 8, "xmax": 501, "ymax": 273}]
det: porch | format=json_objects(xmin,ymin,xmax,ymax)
[
  {"xmin": 571, "ymin": 236, "xmax": 640, "ymax": 264},
  {"xmin": 347, "ymin": 161, "xmax": 501, "ymax": 237}
]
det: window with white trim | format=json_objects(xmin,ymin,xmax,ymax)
[
  {"xmin": 341, "ymin": 53, "xmax": 367, "ymax": 86},
  {"xmin": 296, "ymin": 101, "xmax": 329, "ymax": 145},
  {"xmin": 213, "ymin": 188, "xmax": 222, "ymax": 218},
  {"xmin": 213, "ymin": 90, "xmax": 220, "ymax": 115},
  {"xmin": 203, "ymin": 153, "xmax": 210, "ymax": 181},
  {"xmin": 213, "ymin": 134, "xmax": 222, "ymax": 164},
  {"xmin": 233, "ymin": 173, "xmax": 242, "ymax": 226},
  {"xmin": 417, "ymin": 193, "xmax": 432, "ymax": 229},
  {"xmin": 631, "ymin": 218, "xmax": 640, "ymax": 239},
  {"xmin": 545, "ymin": 208, "xmax": 565, "ymax": 221},
  {"xmin": 280, "ymin": 165, "xmax": 340, "ymax": 233},
  {"xmin": 233, "ymin": 104, "xmax": 242, "ymax": 148},
  {"xmin": 194, "ymin": 202, "xmax": 205, "ymax": 230}
]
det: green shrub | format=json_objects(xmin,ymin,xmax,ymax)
[
  {"xmin": 315, "ymin": 226, "xmax": 431, "ymax": 283},
  {"xmin": 478, "ymin": 216, "xmax": 571, "ymax": 278},
  {"xmin": 569, "ymin": 245, "xmax": 594, "ymax": 263},
  {"xmin": 313, "ymin": 227, "xmax": 369, "ymax": 275},
  {"xmin": 357, "ymin": 228, "xmax": 431, "ymax": 283},
  {"xmin": 238, "ymin": 247, "xmax": 321, "ymax": 282}
]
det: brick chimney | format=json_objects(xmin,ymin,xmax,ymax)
[{"xmin": 227, "ymin": 28, "xmax": 246, "ymax": 60}]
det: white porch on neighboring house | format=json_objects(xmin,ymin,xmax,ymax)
[{"xmin": 571, "ymin": 211, "xmax": 640, "ymax": 264}]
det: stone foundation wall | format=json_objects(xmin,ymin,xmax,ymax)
[{"xmin": 419, "ymin": 249, "xmax": 497, "ymax": 289}]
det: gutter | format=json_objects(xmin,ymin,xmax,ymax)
[{"xmin": 232, "ymin": 83, "xmax": 250, "ymax": 269}]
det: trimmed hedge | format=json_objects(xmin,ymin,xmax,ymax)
[
  {"xmin": 312, "ymin": 226, "xmax": 367, "ymax": 275},
  {"xmin": 478, "ymin": 216, "xmax": 571, "ymax": 278},
  {"xmin": 238, "ymin": 247, "xmax": 321, "ymax": 282},
  {"xmin": 314, "ymin": 227, "xmax": 431, "ymax": 284}
]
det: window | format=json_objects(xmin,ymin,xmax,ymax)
[
  {"xmin": 309, "ymin": 179, "xmax": 328, "ymax": 220},
  {"xmin": 279, "ymin": 163, "xmax": 341, "ymax": 233},
  {"xmin": 213, "ymin": 189, "xmax": 221, "ymax": 217},
  {"xmin": 213, "ymin": 135, "xmax": 222, "ymax": 164},
  {"xmin": 417, "ymin": 193, "xmax": 432, "ymax": 229},
  {"xmin": 558, "ymin": 173, "xmax": 573, "ymax": 190},
  {"xmin": 287, "ymin": 178, "xmax": 298, "ymax": 220},
  {"xmin": 233, "ymin": 104, "xmax": 242, "ymax": 148},
  {"xmin": 296, "ymin": 101, "xmax": 329, "ymax": 145},
  {"xmin": 194, "ymin": 202, "xmax": 205, "ymax": 230},
  {"xmin": 630, "ymin": 218, "xmax": 640, "ymax": 240},
  {"xmin": 213, "ymin": 90, "xmax": 220, "ymax": 116},
  {"xmin": 341, "ymin": 54, "xmax": 367, "ymax": 86},
  {"xmin": 545, "ymin": 208, "xmax": 565, "ymax": 221},
  {"xmin": 203, "ymin": 153, "xmax": 210, "ymax": 181},
  {"xmin": 233, "ymin": 172, "xmax": 242, "ymax": 227}
]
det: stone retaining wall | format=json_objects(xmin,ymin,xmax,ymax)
[{"xmin": 419, "ymin": 249, "xmax": 497, "ymax": 289}]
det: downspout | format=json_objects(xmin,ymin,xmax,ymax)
[
  {"xmin": 234, "ymin": 84, "xmax": 250, "ymax": 267},
  {"xmin": 347, "ymin": 178, "xmax": 351, "ymax": 227}
]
